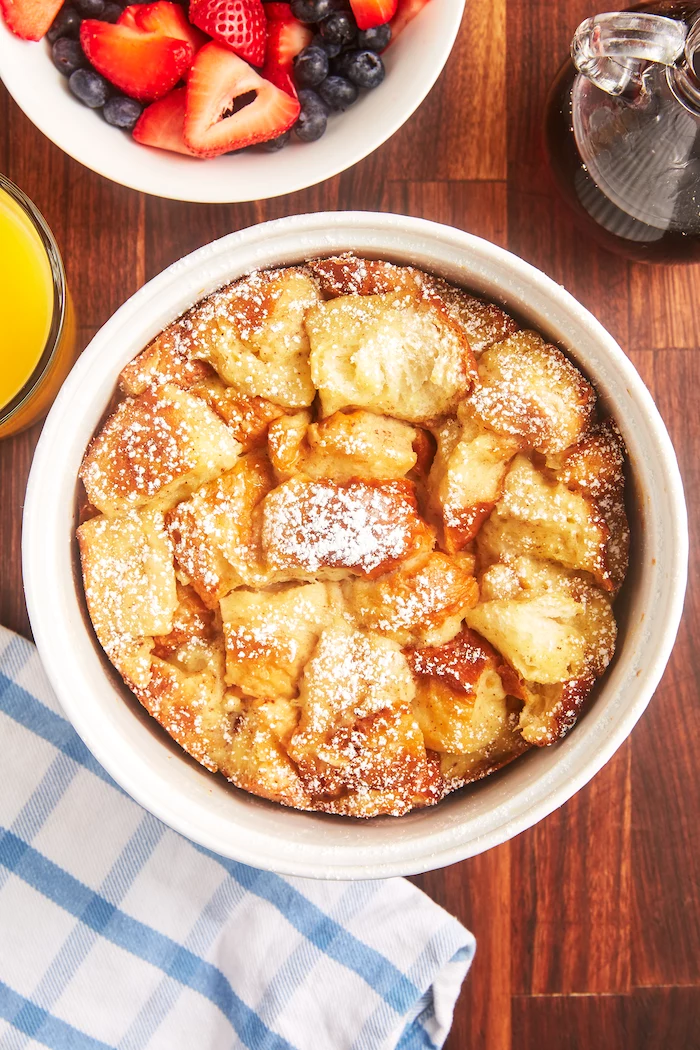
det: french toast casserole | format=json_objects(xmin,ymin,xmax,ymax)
[{"xmin": 76, "ymin": 254, "xmax": 630, "ymax": 818}]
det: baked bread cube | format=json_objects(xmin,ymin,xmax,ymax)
[
  {"xmin": 438, "ymin": 716, "xmax": 528, "ymax": 788},
  {"xmin": 267, "ymin": 408, "xmax": 419, "ymax": 483},
  {"xmin": 77, "ymin": 508, "xmax": 177, "ymax": 688},
  {"xmin": 307, "ymin": 290, "xmax": 477, "ymax": 424},
  {"xmin": 478, "ymin": 454, "xmax": 614, "ymax": 590},
  {"xmin": 261, "ymin": 477, "xmax": 435, "ymax": 579},
  {"xmin": 223, "ymin": 696, "xmax": 310, "ymax": 809},
  {"xmin": 428, "ymin": 412, "xmax": 521, "ymax": 552},
  {"xmin": 132, "ymin": 651, "xmax": 228, "ymax": 772},
  {"xmin": 516, "ymin": 676, "xmax": 595, "ymax": 747},
  {"xmin": 187, "ymin": 376, "xmax": 285, "ymax": 451},
  {"xmin": 344, "ymin": 552, "xmax": 477, "ymax": 647},
  {"xmin": 80, "ymin": 383, "xmax": 241, "ymax": 517},
  {"xmin": 186, "ymin": 267, "xmax": 321, "ymax": 408},
  {"xmin": 308, "ymin": 255, "xmax": 420, "ymax": 299},
  {"xmin": 467, "ymin": 331, "xmax": 596, "ymax": 453},
  {"xmin": 151, "ymin": 582, "xmax": 220, "ymax": 673},
  {"xmin": 166, "ymin": 450, "xmax": 277, "ymax": 606},
  {"xmin": 220, "ymin": 582, "xmax": 340, "ymax": 699},
  {"xmin": 550, "ymin": 420, "xmax": 630, "ymax": 594},
  {"xmin": 309, "ymin": 255, "xmax": 520, "ymax": 358},
  {"xmin": 467, "ymin": 556, "xmax": 616, "ymax": 686},
  {"xmin": 265, "ymin": 410, "xmax": 312, "ymax": 480},
  {"xmin": 119, "ymin": 327, "xmax": 213, "ymax": 395},
  {"xmin": 423, "ymin": 276, "xmax": 521, "ymax": 356},
  {"xmin": 468, "ymin": 557, "xmax": 616, "ymax": 744},
  {"xmin": 407, "ymin": 628, "xmax": 514, "ymax": 754},
  {"xmin": 288, "ymin": 624, "xmax": 440, "ymax": 816}
]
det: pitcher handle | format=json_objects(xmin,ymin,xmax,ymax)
[{"xmin": 571, "ymin": 11, "xmax": 688, "ymax": 96}]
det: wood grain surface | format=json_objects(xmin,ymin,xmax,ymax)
[{"xmin": 1, "ymin": 1, "xmax": 698, "ymax": 1045}]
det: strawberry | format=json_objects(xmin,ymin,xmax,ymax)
[
  {"xmin": 132, "ymin": 87, "xmax": 202, "ymax": 155},
  {"xmin": 189, "ymin": 0, "xmax": 266, "ymax": 67},
  {"xmin": 0, "ymin": 0, "xmax": 62, "ymax": 40},
  {"xmin": 263, "ymin": 2, "xmax": 293, "ymax": 21},
  {"xmin": 261, "ymin": 61, "xmax": 296, "ymax": 98},
  {"xmin": 349, "ymin": 0, "xmax": 397, "ymax": 31},
  {"xmin": 80, "ymin": 20, "xmax": 194, "ymax": 102},
  {"xmin": 184, "ymin": 42, "xmax": 299, "ymax": 156},
  {"xmin": 118, "ymin": 2, "xmax": 208, "ymax": 54},
  {"xmin": 265, "ymin": 17, "xmax": 312, "ymax": 71},
  {"xmin": 389, "ymin": 0, "xmax": 429, "ymax": 38}
]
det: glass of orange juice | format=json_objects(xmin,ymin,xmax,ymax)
[{"xmin": 0, "ymin": 173, "xmax": 77, "ymax": 439}]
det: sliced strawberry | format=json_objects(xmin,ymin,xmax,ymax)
[
  {"xmin": 119, "ymin": 2, "xmax": 208, "ymax": 54},
  {"xmin": 133, "ymin": 87, "xmax": 203, "ymax": 155},
  {"xmin": 189, "ymin": 0, "xmax": 266, "ymax": 67},
  {"xmin": 116, "ymin": 5, "xmax": 140, "ymax": 29},
  {"xmin": 265, "ymin": 17, "xmax": 311, "ymax": 70},
  {"xmin": 261, "ymin": 61, "xmax": 296, "ymax": 98},
  {"xmin": 389, "ymin": 0, "xmax": 429, "ymax": 38},
  {"xmin": 80, "ymin": 20, "xmax": 194, "ymax": 102},
  {"xmin": 0, "ymin": 0, "xmax": 63, "ymax": 40},
  {"xmin": 185, "ymin": 42, "xmax": 299, "ymax": 155},
  {"xmin": 349, "ymin": 0, "xmax": 397, "ymax": 31},
  {"xmin": 263, "ymin": 2, "xmax": 293, "ymax": 21}
]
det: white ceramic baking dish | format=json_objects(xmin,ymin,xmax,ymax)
[{"xmin": 22, "ymin": 211, "xmax": 688, "ymax": 878}]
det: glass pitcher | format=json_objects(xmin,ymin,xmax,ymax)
[{"xmin": 544, "ymin": 1, "xmax": 700, "ymax": 263}]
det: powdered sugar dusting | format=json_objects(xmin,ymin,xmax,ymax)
[
  {"xmin": 76, "ymin": 255, "xmax": 630, "ymax": 819},
  {"xmin": 262, "ymin": 478, "xmax": 432, "ymax": 576}
]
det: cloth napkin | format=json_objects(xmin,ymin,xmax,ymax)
[{"xmin": 0, "ymin": 625, "xmax": 475, "ymax": 1050}]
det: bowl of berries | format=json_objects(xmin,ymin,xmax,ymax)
[{"xmin": 0, "ymin": 0, "xmax": 464, "ymax": 201}]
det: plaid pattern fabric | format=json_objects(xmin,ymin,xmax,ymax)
[{"xmin": 0, "ymin": 626, "xmax": 474, "ymax": 1050}]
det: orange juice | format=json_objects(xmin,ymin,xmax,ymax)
[
  {"xmin": 0, "ymin": 175, "xmax": 77, "ymax": 438},
  {"xmin": 0, "ymin": 187, "xmax": 54, "ymax": 408}
]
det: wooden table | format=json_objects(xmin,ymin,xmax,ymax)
[{"xmin": 2, "ymin": 1, "xmax": 699, "ymax": 1045}]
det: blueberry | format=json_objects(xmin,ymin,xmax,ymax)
[
  {"xmin": 68, "ymin": 67, "xmax": 110, "ymax": 107},
  {"xmin": 357, "ymin": 24, "xmax": 391, "ymax": 51},
  {"xmin": 290, "ymin": 0, "xmax": 332, "ymax": 23},
  {"xmin": 343, "ymin": 49, "xmax": 384, "ymax": 89},
  {"xmin": 103, "ymin": 94, "xmax": 142, "ymax": 128},
  {"xmin": 298, "ymin": 87, "xmax": 330, "ymax": 112},
  {"xmin": 295, "ymin": 89, "xmax": 328, "ymax": 141},
  {"xmin": 73, "ymin": 0, "xmax": 105, "ymax": 16},
  {"xmin": 294, "ymin": 45, "xmax": 328, "ymax": 88},
  {"xmin": 318, "ymin": 74, "xmax": 357, "ymax": 110},
  {"xmin": 100, "ymin": 1, "xmax": 122, "ymax": 20},
  {"xmin": 319, "ymin": 11, "xmax": 355, "ymax": 46},
  {"xmin": 47, "ymin": 5, "xmax": 81, "ymax": 42},
  {"xmin": 331, "ymin": 48, "xmax": 352, "ymax": 75},
  {"xmin": 309, "ymin": 32, "xmax": 339, "ymax": 57},
  {"xmin": 51, "ymin": 37, "xmax": 86, "ymax": 75},
  {"xmin": 261, "ymin": 130, "xmax": 291, "ymax": 151}
]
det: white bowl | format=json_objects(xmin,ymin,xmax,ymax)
[
  {"xmin": 23, "ymin": 212, "xmax": 688, "ymax": 879},
  {"xmin": 0, "ymin": 3, "xmax": 464, "ymax": 202}
]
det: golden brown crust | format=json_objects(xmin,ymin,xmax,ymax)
[
  {"xmin": 467, "ymin": 331, "xmax": 596, "ymax": 453},
  {"xmin": 80, "ymin": 384, "xmax": 241, "ymax": 517},
  {"xmin": 344, "ymin": 552, "xmax": 478, "ymax": 647},
  {"xmin": 307, "ymin": 284, "xmax": 479, "ymax": 424},
  {"xmin": 77, "ymin": 255, "xmax": 629, "ymax": 818},
  {"xmin": 427, "ymin": 412, "xmax": 522, "ymax": 553},
  {"xmin": 261, "ymin": 477, "xmax": 435, "ymax": 580},
  {"xmin": 119, "ymin": 329, "xmax": 214, "ymax": 396},
  {"xmin": 165, "ymin": 450, "xmax": 277, "ymax": 607}
]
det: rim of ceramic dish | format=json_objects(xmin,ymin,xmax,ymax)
[
  {"xmin": 0, "ymin": 173, "xmax": 67, "ymax": 428},
  {"xmin": 23, "ymin": 212, "xmax": 689, "ymax": 877},
  {"xmin": 0, "ymin": 2, "xmax": 465, "ymax": 202}
]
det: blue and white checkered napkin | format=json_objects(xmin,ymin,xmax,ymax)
[{"xmin": 0, "ymin": 625, "xmax": 475, "ymax": 1050}]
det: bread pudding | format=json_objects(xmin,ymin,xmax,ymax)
[{"xmin": 76, "ymin": 254, "xmax": 630, "ymax": 818}]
